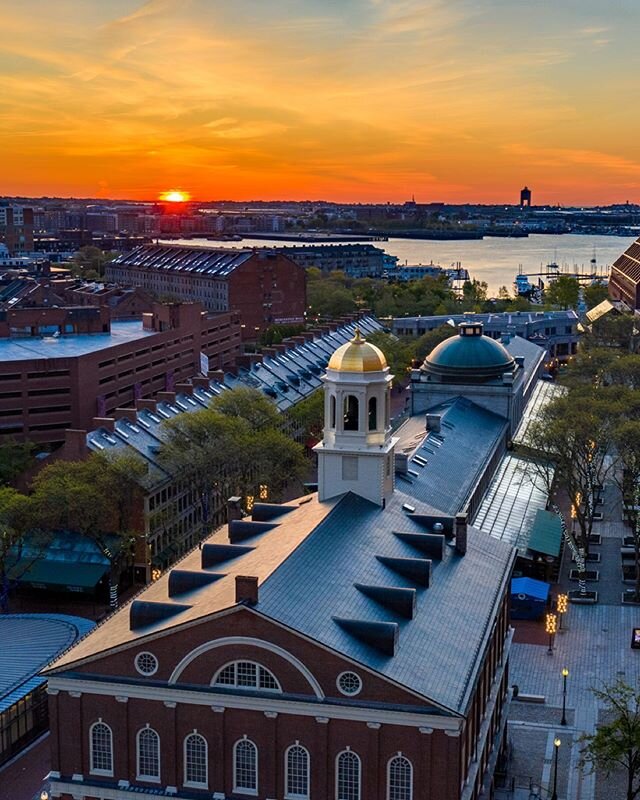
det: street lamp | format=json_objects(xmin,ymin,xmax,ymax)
[
  {"xmin": 557, "ymin": 593, "xmax": 568, "ymax": 631},
  {"xmin": 40, "ymin": 792, "xmax": 49, "ymax": 800},
  {"xmin": 561, "ymin": 668, "xmax": 569, "ymax": 725},
  {"xmin": 551, "ymin": 737, "xmax": 561, "ymax": 800},
  {"xmin": 546, "ymin": 612, "xmax": 557, "ymax": 655}
]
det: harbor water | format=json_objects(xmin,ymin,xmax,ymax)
[{"xmin": 162, "ymin": 233, "xmax": 635, "ymax": 295}]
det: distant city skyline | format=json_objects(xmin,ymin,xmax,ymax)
[{"xmin": 3, "ymin": 0, "xmax": 640, "ymax": 204}]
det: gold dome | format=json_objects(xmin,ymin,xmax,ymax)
[{"xmin": 328, "ymin": 327, "xmax": 387, "ymax": 373}]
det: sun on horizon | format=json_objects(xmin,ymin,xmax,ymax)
[{"xmin": 159, "ymin": 190, "xmax": 191, "ymax": 203}]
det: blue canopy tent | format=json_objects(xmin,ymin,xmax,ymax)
[{"xmin": 511, "ymin": 577, "xmax": 550, "ymax": 620}]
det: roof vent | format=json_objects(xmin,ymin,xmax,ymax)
[
  {"xmin": 393, "ymin": 531, "xmax": 445, "ymax": 559},
  {"xmin": 229, "ymin": 519, "xmax": 279, "ymax": 543},
  {"xmin": 376, "ymin": 555, "xmax": 432, "ymax": 587},
  {"xmin": 168, "ymin": 570, "xmax": 225, "ymax": 597},
  {"xmin": 333, "ymin": 617, "xmax": 399, "ymax": 656},
  {"xmin": 130, "ymin": 600, "xmax": 191, "ymax": 631},
  {"xmin": 355, "ymin": 583, "xmax": 416, "ymax": 619},
  {"xmin": 201, "ymin": 543, "xmax": 254, "ymax": 568},
  {"xmin": 251, "ymin": 503, "xmax": 296, "ymax": 522}
]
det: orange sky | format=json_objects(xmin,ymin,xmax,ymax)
[{"xmin": 2, "ymin": 0, "xmax": 639, "ymax": 204}]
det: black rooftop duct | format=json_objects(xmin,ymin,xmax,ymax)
[
  {"xmin": 376, "ymin": 555, "xmax": 432, "ymax": 587},
  {"xmin": 354, "ymin": 583, "xmax": 416, "ymax": 619},
  {"xmin": 393, "ymin": 531, "xmax": 445, "ymax": 560},
  {"xmin": 251, "ymin": 503, "xmax": 296, "ymax": 522},
  {"xmin": 168, "ymin": 570, "xmax": 225, "ymax": 597},
  {"xmin": 201, "ymin": 543, "xmax": 254, "ymax": 568},
  {"xmin": 333, "ymin": 617, "xmax": 399, "ymax": 656},
  {"xmin": 229, "ymin": 519, "xmax": 279, "ymax": 543},
  {"xmin": 130, "ymin": 600, "xmax": 191, "ymax": 631}
]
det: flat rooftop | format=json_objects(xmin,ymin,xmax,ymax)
[{"xmin": 0, "ymin": 319, "xmax": 157, "ymax": 362}]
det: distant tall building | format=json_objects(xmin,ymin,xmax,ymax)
[
  {"xmin": 519, "ymin": 186, "xmax": 532, "ymax": 208},
  {"xmin": 0, "ymin": 205, "xmax": 34, "ymax": 254}
]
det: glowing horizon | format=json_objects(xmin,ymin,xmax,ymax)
[{"xmin": 3, "ymin": 1, "xmax": 640, "ymax": 205}]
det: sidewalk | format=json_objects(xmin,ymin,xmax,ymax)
[{"xmin": 497, "ymin": 480, "xmax": 640, "ymax": 800}]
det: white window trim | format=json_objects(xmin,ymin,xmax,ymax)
[
  {"xmin": 233, "ymin": 736, "xmax": 258, "ymax": 796},
  {"xmin": 284, "ymin": 742, "xmax": 310, "ymax": 800},
  {"xmin": 212, "ymin": 660, "xmax": 282, "ymax": 693},
  {"xmin": 135, "ymin": 651, "xmax": 159, "ymax": 677},
  {"xmin": 89, "ymin": 718, "xmax": 114, "ymax": 777},
  {"xmin": 136, "ymin": 725, "xmax": 161, "ymax": 784},
  {"xmin": 335, "ymin": 748, "xmax": 361, "ymax": 800},
  {"xmin": 387, "ymin": 752, "xmax": 413, "ymax": 800},
  {"xmin": 183, "ymin": 730, "xmax": 208, "ymax": 789},
  {"xmin": 336, "ymin": 671, "xmax": 362, "ymax": 697}
]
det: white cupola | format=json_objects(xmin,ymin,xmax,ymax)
[{"xmin": 314, "ymin": 328, "xmax": 397, "ymax": 507}]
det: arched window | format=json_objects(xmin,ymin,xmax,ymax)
[
  {"xmin": 184, "ymin": 732, "xmax": 208, "ymax": 788},
  {"xmin": 234, "ymin": 737, "xmax": 258, "ymax": 795},
  {"xmin": 137, "ymin": 726, "xmax": 160, "ymax": 782},
  {"xmin": 330, "ymin": 395, "xmax": 336, "ymax": 428},
  {"xmin": 343, "ymin": 395, "xmax": 359, "ymax": 431},
  {"xmin": 89, "ymin": 720, "xmax": 113, "ymax": 776},
  {"xmin": 387, "ymin": 754, "xmax": 413, "ymax": 800},
  {"xmin": 368, "ymin": 396, "xmax": 377, "ymax": 431},
  {"xmin": 213, "ymin": 661, "xmax": 281, "ymax": 692},
  {"xmin": 336, "ymin": 750, "xmax": 361, "ymax": 800},
  {"xmin": 285, "ymin": 743, "xmax": 310, "ymax": 799},
  {"xmin": 385, "ymin": 389, "xmax": 390, "ymax": 427}
]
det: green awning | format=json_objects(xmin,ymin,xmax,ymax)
[
  {"xmin": 10, "ymin": 559, "xmax": 109, "ymax": 592},
  {"xmin": 528, "ymin": 509, "xmax": 562, "ymax": 557}
]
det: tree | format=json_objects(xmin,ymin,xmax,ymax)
[
  {"xmin": 210, "ymin": 386, "xmax": 281, "ymax": 432},
  {"xmin": 545, "ymin": 275, "xmax": 580, "ymax": 309},
  {"xmin": 584, "ymin": 283, "xmax": 610, "ymax": 310},
  {"xmin": 0, "ymin": 487, "xmax": 41, "ymax": 612},
  {"xmin": 366, "ymin": 332, "xmax": 413, "ymax": 382},
  {"xmin": 71, "ymin": 246, "xmax": 116, "ymax": 279},
  {"xmin": 0, "ymin": 439, "xmax": 36, "ymax": 487},
  {"xmin": 414, "ymin": 324, "xmax": 456, "ymax": 361},
  {"xmin": 287, "ymin": 389, "xmax": 324, "ymax": 443},
  {"xmin": 580, "ymin": 679, "xmax": 640, "ymax": 800},
  {"xmin": 613, "ymin": 421, "xmax": 640, "ymax": 600},
  {"xmin": 30, "ymin": 452, "xmax": 147, "ymax": 607},
  {"xmin": 462, "ymin": 279, "xmax": 488, "ymax": 307},
  {"xmin": 525, "ymin": 389, "xmax": 617, "ymax": 554}
]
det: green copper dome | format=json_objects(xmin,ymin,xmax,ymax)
[{"xmin": 423, "ymin": 323, "xmax": 515, "ymax": 383}]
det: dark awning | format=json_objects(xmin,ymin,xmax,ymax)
[{"xmin": 528, "ymin": 509, "xmax": 562, "ymax": 557}]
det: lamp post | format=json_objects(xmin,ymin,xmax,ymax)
[
  {"xmin": 551, "ymin": 737, "xmax": 561, "ymax": 800},
  {"xmin": 546, "ymin": 612, "xmax": 557, "ymax": 655},
  {"xmin": 557, "ymin": 593, "xmax": 568, "ymax": 631},
  {"xmin": 561, "ymin": 668, "xmax": 569, "ymax": 725}
]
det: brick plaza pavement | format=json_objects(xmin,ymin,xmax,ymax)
[{"xmin": 498, "ymin": 480, "xmax": 640, "ymax": 800}]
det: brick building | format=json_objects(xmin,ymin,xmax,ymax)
[
  {"xmin": 0, "ymin": 205, "xmax": 34, "ymax": 255},
  {"xmin": 609, "ymin": 236, "xmax": 640, "ymax": 310},
  {"xmin": 107, "ymin": 245, "xmax": 307, "ymax": 339},
  {"xmin": 44, "ymin": 330, "xmax": 515, "ymax": 800},
  {"xmin": 0, "ymin": 302, "xmax": 241, "ymax": 444}
]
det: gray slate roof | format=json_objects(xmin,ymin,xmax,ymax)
[
  {"xmin": 395, "ymin": 398, "xmax": 508, "ymax": 516},
  {"xmin": 259, "ymin": 491, "xmax": 514, "ymax": 715}
]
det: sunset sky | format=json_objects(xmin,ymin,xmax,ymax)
[{"xmin": 2, "ymin": 0, "xmax": 639, "ymax": 204}]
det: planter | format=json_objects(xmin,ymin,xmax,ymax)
[
  {"xmin": 569, "ymin": 569, "xmax": 599, "ymax": 581},
  {"xmin": 588, "ymin": 534, "xmax": 602, "ymax": 545},
  {"xmin": 572, "ymin": 553, "xmax": 601, "ymax": 563},
  {"xmin": 624, "ymin": 536, "xmax": 636, "ymax": 548},
  {"xmin": 569, "ymin": 589, "xmax": 598, "ymax": 604},
  {"xmin": 622, "ymin": 591, "xmax": 640, "ymax": 605},
  {"xmin": 592, "ymin": 512, "xmax": 604, "ymax": 522}
]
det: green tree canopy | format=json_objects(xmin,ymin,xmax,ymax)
[
  {"xmin": 0, "ymin": 439, "xmax": 36, "ymax": 487},
  {"xmin": 545, "ymin": 275, "xmax": 580, "ymax": 309}
]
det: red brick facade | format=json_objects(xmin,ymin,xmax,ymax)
[{"xmin": 47, "ymin": 596, "xmax": 511, "ymax": 800}]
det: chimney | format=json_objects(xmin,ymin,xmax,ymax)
[
  {"xmin": 455, "ymin": 513, "xmax": 467, "ymax": 555},
  {"xmin": 514, "ymin": 356, "xmax": 525, "ymax": 369},
  {"xmin": 235, "ymin": 575, "xmax": 259, "ymax": 605},
  {"xmin": 175, "ymin": 382, "xmax": 194, "ymax": 396},
  {"xmin": 394, "ymin": 453, "xmax": 409, "ymax": 474},
  {"xmin": 136, "ymin": 398, "xmax": 157, "ymax": 413},
  {"xmin": 426, "ymin": 414, "xmax": 441, "ymax": 433},
  {"xmin": 227, "ymin": 496, "xmax": 243, "ymax": 523},
  {"xmin": 64, "ymin": 429, "xmax": 88, "ymax": 460},
  {"xmin": 92, "ymin": 417, "xmax": 115, "ymax": 432},
  {"xmin": 114, "ymin": 407, "xmax": 138, "ymax": 423},
  {"xmin": 157, "ymin": 391, "xmax": 176, "ymax": 404},
  {"xmin": 209, "ymin": 369, "xmax": 225, "ymax": 383},
  {"xmin": 191, "ymin": 376, "xmax": 209, "ymax": 389}
]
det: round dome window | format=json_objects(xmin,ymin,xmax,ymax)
[
  {"xmin": 337, "ymin": 671, "xmax": 362, "ymax": 696},
  {"xmin": 135, "ymin": 652, "xmax": 159, "ymax": 676}
]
